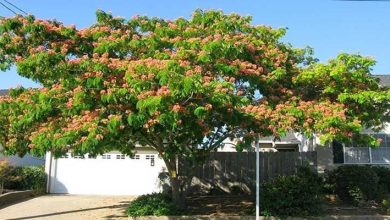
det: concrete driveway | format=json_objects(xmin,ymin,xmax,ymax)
[{"xmin": 0, "ymin": 194, "xmax": 135, "ymax": 220}]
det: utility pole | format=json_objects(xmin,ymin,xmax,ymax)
[{"xmin": 255, "ymin": 134, "xmax": 260, "ymax": 220}]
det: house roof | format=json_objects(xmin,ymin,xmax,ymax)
[
  {"xmin": 0, "ymin": 89, "xmax": 8, "ymax": 96},
  {"xmin": 373, "ymin": 75, "xmax": 390, "ymax": 88},
  {"xmin": 259, "ymin": 132, "xmax": 300, "ymax": 144}
]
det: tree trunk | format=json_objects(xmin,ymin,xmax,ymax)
[
  {"xmin": 0, "ymin": 181, "xmax": 3, "ymax": 194},
  {"xmin": 164, "ymin": 158, "xmax": 186, "ymax": 209},
  {"xmin": 170, "ymin": 175, "xmax": 185, "ymax": 209}
]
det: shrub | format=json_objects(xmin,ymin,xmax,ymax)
[
  {"xmin": 0, "ymin": 160, "xmax": 13, "ymax": 194},
  {"xmin": 260, "ymin": 166, "xmax": 324, "ymax": 217},
  {"xmin": 383, "ymin": 198, "xmax": 390, "ymax": 215},
  {"xmin": 371, "ymin": 166, "xmax": 390, "ymax": 193},
  {"xmin": 326, "ymin": 165, "xmax": 387, "ymax": 205},
  {"xmin": 127, "ymin": 193, "xmax": 182, "ymax": 217},
  {"xmin": 3, "ymin": 165, "xmax": 46, "ymax": 194},
  {"xmin": 20, "ymin": 166, "xmax": 46, "ymax": 194}
]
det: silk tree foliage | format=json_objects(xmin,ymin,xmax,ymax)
[{"xmin": 0, "ymin": 9, "xmax": 389, "ymax": 203}]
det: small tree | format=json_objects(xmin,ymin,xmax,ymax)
[{"xmin": 0, "ymin": 10, "xmax": 389, "ymax": 207}]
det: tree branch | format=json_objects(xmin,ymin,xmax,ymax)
[
  {"xmin": 208, "ymin": 131, "xmax": 234, "ymax": 151},
  {"xmin": 181, "ymin": 92, "xmax": 194, "ymax": 105},
  {"xmin": 207, "ymin": 127, "xmax": 221, "ymax": 149}
]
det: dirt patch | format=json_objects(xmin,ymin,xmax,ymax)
[
  {"xmin": 186, "ymin": 195, "xmax": 254, "ymax": 216},
  {"xmin": 324, "ymin": 194, "xmax": 386, "ymax": 216}
]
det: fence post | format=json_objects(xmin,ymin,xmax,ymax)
[{"xmin": 255, "ymin": 135, "xmax": 260, "ymax": 220}]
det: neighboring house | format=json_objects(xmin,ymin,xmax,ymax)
[
  {"xmin": 0, "ymin": 89, "xmax": 7, "ymax": 96},
  {"xmin": 0, "ymin": 89, "xmax": 45, "ymax": 167},
  {"xmin": 220, "ymin": 75, "xmax": 390, "ymax": 172},
  {"xmin": 219, "ymin": 132, "xmax": 308, "ymax": 153},
  {"xmin": 331, "ymin": 75, "xmax": 390, "ymax": 167},
  {"xmin": 0, "ymin": 151, "xmax": 45, "ymax": 167}
]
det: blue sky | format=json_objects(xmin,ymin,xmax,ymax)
[{"xmin": 0, "ymin": 0, "xmax": 389, "ymax": 88}]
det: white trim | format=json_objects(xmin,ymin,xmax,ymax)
[{"xmin": 369, "ymin": 147, "xmax": 372, "ymax": 163}]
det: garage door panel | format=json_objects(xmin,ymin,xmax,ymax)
[{"xmin": 50, "ymin": 153, "xmax": 166, "ymax": 195}]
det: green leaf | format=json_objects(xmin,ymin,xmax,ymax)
[{"xmin": 194, "ymin": 107, "xmax": 206, "ymax": 118}]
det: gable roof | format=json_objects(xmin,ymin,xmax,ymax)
[
  {"xmin": 374, "ymin": 75, "xmax": 390, "ymax": 88},
  {"xmin": 0, "ymin": 89, "xmax": 8, "ymax": 96}
]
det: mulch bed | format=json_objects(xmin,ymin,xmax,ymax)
[
  {"xmin": 185, "ymin": 195, "xmax": 386, "ymax": 216},
  {"xmin": 186, "ymin": 195, "xmax": 254, "ymax": 216}
]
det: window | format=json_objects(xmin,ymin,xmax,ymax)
[
  {"xmin": 351, "ymin": 133, "xmax": 390, "ymax": 148},
  {"xmin": 116, "ymin": 154, "xmax": 125, "ymax": 159},
  {"xmin": 60, "ymin": 154, "xmax": 69, "ymax": 159},
  {"xmin": 102, "ymin": 154, "xmax": 111, "ymax": 159},
  {"xmin": 131, "ymin": 155, "xmax": 140, "ymax": 160},
  {"xmin": 73, "ymin": 155, "xmax": 84, "ymax": 159},
  {"xmin": 145, "ymin": 155, "xmax": 155, "ymax": 160}
]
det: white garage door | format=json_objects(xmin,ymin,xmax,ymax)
[{"xmin": 46, "ymin": 152, "xmax": 167, "ymax": 195}]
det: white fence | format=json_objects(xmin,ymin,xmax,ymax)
[{"xmin": 344, "ymin": 147, "xmax": 390, "ymax": 164}]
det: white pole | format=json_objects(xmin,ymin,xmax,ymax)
[{"xmin": 255, "ymin": 134, "xmax": 260, "ymax": 220}]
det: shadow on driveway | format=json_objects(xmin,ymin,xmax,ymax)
[
  {"xmin": 0, "ymin": 195, "xmax": 134, "ymax": 220},
  {"xmin": 6, "ymin": 203, "xmax": 128, "ymax": 220}
]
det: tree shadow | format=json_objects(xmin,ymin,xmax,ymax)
[
  {"xmin": 0, "ymin": 196, "xmax": 35, "ymax": 209},
  {"xmin": 5, "ymin": 200, "xmax": 132, "ymax": 220}
]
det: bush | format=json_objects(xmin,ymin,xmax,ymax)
[
  {"xmin": 0, "ymin": 160, "xmax": 13, "ymax": 194},
  {"xmin": 260, "ymin": 166, "xmax": 324, "ymax": 217},
  {"xmin": 371, "ymin": 166, "xmax": 390, "ymax": 193},
  {"xmin": 2, "ymin": 164, "xmax": 46, "ymax": 194},
  {"xmin": 326, "ymin": 165, "xmax": 388, "ymax": 205},
  {"xmin": 383, "ymin": 198, "xmax": 390, "ymax": 215},
  {"xmin": 127, "ymin": 193, "xmax": 182, "ymax": 217},
  {"xmin": 20, "ymin": 166, "xmax": 46, "ymax": 194}
]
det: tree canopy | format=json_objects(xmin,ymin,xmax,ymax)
[{"xmin": 0, "ymin": 9, "xmax": 389, "ymax": 204}]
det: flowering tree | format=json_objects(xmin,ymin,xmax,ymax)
[{"xmin": 0, "ymin": 10, "xmax": 389, "ymax": 206}]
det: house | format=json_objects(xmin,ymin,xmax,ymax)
[
  {"xmin": 288, "ymin": 75, "xmax": 390, "ymax": 172},
  {"xmin": 330, "ymin": 75, "xmax": 390, "ymax": 168},
  {"xmin": 219, "ymin": 132, "xmax": 305, "ymax": 152},
  {"xmin": 0, "ymin": 89, "xmax": 45, "ymax": 167},
  {"xmin": 219, "ymin": 75, "xmax": 390, "ymax": 173}
]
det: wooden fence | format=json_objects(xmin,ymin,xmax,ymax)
[{"xmin": 179, "ymin": 151, "xmax": 317, "ymax": 194}]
